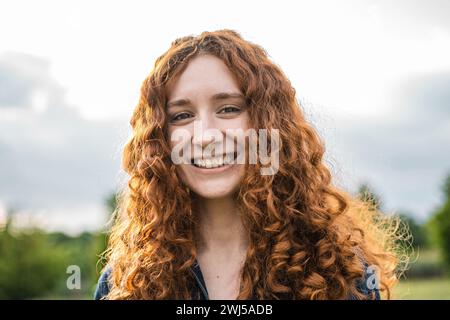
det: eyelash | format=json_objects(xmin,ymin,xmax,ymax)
[
  {"xmin": 171, "ymin": 112, "xmax": 192, "ymax": 122},
  {"xmin": 218, "ymin": 106, "xmax": 240, "ymax": 114},
  {"xmin": 170, "ymin": 105, "xmax": 241, "ymax": 122}
]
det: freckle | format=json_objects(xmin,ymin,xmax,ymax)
[{"xmin": 216, "ymin": 275, "xmax": 219, "ymax": 278}]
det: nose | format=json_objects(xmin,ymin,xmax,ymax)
[{"xmin": 192, "ymin": 115, "xmax": 224, "ymax": 157}]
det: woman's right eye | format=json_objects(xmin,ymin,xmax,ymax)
[{"xmin": 171, "ymin": 112, "xmax": 192, "ymax": 122}]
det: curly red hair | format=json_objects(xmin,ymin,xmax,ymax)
[{"xmin": 103, "ymin": 29, "xmax": 407, "ymax": 299}]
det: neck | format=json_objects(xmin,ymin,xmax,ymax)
[{"xmin": 194, "ymin": 194, "xmax": 248, "ymax": 254}]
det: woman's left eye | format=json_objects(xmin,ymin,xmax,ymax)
[{"xmin": 218, "ymin": 106, "xmax": 240, "ymax": 114}]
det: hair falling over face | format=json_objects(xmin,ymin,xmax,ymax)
[{"xmin": 102, "ymin": 29, "xmax": 410, "ymax": 300}]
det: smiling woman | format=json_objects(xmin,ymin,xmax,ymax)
[
  {"xmin": 165, "ymin": 55, "xmax": 250, "ymax": 205},
  {"xmin": 95, "ymin": 29, "xmax": 408, "ymax": 300}
]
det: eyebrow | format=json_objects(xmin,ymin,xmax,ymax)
[{"xmin": 167, "ymin": 92, "xmax": 245, "ymax": 109}]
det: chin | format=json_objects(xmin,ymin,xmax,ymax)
[
  {"xmin": 177, "ymin": 164, "xmax": 245, "ymax": 199},
  {"xmin": 189, "ymin": 183, "xmax": 240, "ymax": 199}
]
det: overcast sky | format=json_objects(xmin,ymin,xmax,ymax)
[{"xmin": 0, "ymin": 0, "xmax": 449, "ymax": 233}]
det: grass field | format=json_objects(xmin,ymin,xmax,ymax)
[{"xmin": 394, "ymin": 278, "xmax": 450, "ymax": 300}]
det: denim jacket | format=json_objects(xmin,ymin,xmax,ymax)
[{"xmin": 93, "ymin": 260, "xmax": 380, "ymax": 300}]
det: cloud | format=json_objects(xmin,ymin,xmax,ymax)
[
  {"xmin": 396, "ymin": 72, "xmax": 450, "ymax": 121},
  {"xmin": 369, "ymin": 0, "xmax": 450, "ymax": 32},
  {"xmin": 0, "ymin": 52, "xmax": 130, "ymax": 232},
  {"xmin": 0, "ymin": 52, "xmax": 53, "ymax": 108},
  {"xmin": 312, "ymin": 71, "xmax": 450, "ymax": 221}
]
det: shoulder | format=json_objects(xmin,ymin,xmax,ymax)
[{"xmin": 94, "ymin": 266, "xmax": 112, "ymax": 300}]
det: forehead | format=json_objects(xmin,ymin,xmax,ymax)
[{"xmin": 166, "ymin": 54, "xmax": 241, "ymax": 100}]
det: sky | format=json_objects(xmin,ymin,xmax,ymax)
[{"xmin": 0, "ymin": 0, "xmax": 449, "ymax": 233}]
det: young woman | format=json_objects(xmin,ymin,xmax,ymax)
[{"xmin": 94, "ymin": 29, "xmax": 405, "ymax": 300}]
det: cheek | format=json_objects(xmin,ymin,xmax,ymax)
[
  {"xmin": 241, "ymin": 110, "xmax": 250, "ymax": 125},
  {"xmin": 167, "ymin": 126, "xmax": 194, "ymax": 160},
  {"xmin": 231, "ymin": 113, "xmax": 250, "ymax": 131},
  {"xmin": 167, "ymin": 127, "xmax": 178, "ymax": 148}
]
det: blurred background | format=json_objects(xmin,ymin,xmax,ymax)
[{"xmin": 0, "ymin": 0, "xmax": 449, "ymax": 299}]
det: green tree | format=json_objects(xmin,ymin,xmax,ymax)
[
  {"xmin": 397, "ymin": 212, "xmax": 427, "ymax": 249},
  {"xmin": 0, "ymin": 212, "xmax": 67, "ymax": 299},
  {"xmin": 105, "ymin": 191, "xmax": 119, "ymax": 216},
  {"xmin": 427, "ymin": 173, "xmax": 450, "ymax": 273}
]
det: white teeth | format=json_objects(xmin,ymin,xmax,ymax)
[{"xmin": 193, "ymin": 155, "xmax": 230, "ymax": 168}]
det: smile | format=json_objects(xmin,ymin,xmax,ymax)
[{"xmin": 190, "ymin": 152, "xmax": 238, "ymax": 169}]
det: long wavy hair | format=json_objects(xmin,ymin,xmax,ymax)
[{"xmin": 103, "ymin": 29, "xmax": 408, "ymax": 300}]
